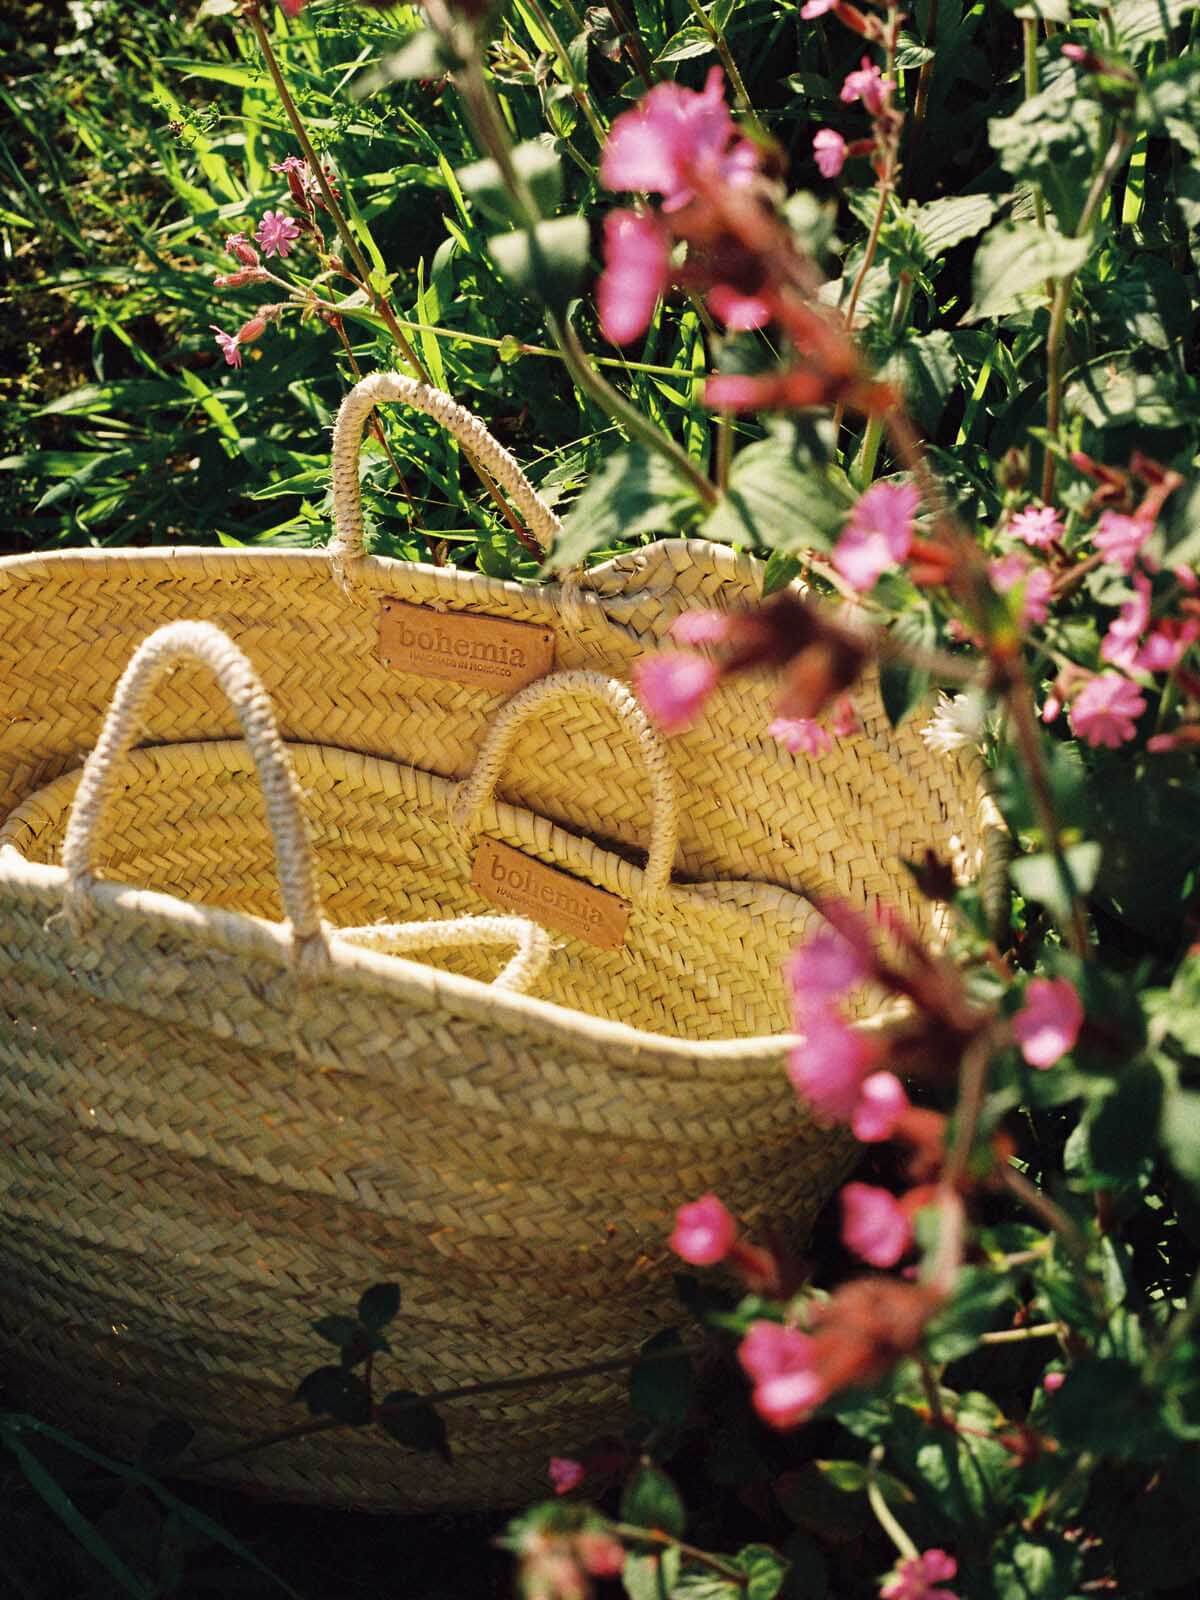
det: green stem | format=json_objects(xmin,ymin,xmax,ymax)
[
  {"xmin": 715, "ymin": 410, "xmax": 733, "ymax": 492},
  {"xmin": 867, "ymin": 1445, "xmax": 919, "ymax": 1561},
  {"xmin": 1041, "ymin": 124, "xmax": 1132, "ymax": 502},
  {"xmin": 682, "ymin": 0, "xmax": 752, "ymax": 110},
  {"xmin": 1022, "ymin": 17, "xmax": 1047, "ymax": 234},
  {"xmin": 853, "ymin": 272, "xmax": 913, "ymax": 483},
  {"xmin": 1006, "ymin": 678, "xmax": 1090, "ymax": 956},
  {"xmin": 523, "ymin": 0, "xmax": 608, "ymax": 149},
  {"xmin": 604, "ymin": 0, "xmax": 656, "ymax": 89},
  {"xmin": 908, "ymin": 0, "xmax": 938, "ymax": 175},
  {"xmin": 610, "ymin": 1525, "xmax": 749, "ymax": 1587},
  {"xmin": 979, "ymin": 1322, "xmax": 1062, "ymax": 1345}
]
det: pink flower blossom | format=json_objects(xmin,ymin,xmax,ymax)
[
  {"xmin": 831, "ymin": 695, "xmax": 859, "ymax": 737},
  {"xmin": 597, "ymin": 208, "xmax": 671, "ymax": 346},
  {"xmin": 850, "ymin": 1070, "xmax": 909, "ymax": 1142},
  {"xmin": 1093, "ymin": 510, "xmax": 1151, "ymax": 575},
  {"xmin": 989, "ymin": 552, "xmax": 1052, "ymax": 626},
  {"xmin": 1100, "ymin": 573, "xmax": 1152, "ymax": 668},
  {"xmin": 800, "ymin": 0, "xmax": 839, "ymax": 14},
  {"xmin": 1135, "ymin": 618, "xmax": 1200, "ymax": 673},
  {"xmin": 1009, "ymin": 504, "xmax": 1064, "ymax": 549},
  {"xmin": 576, "ymin": 1533, "xmax": 625, "ymax": 1578},
  {"xmin": 271, "ymin": 155, "xmax": 307, "ymax": 177},
  {"xmin": 600, "ymin": 68, "xmax": 758, "ymax": 212},
  {"xmin": 278, "ymin": 0, "xmax": 307, "ymax": 14},
  {"xmin": 787, "ymin": 927, "xmax": 869, "ymax": 1013},
  {"xmin": 769, "ymin": 716, "xmax": 832, "ymax": 757},
  {"xmin": 1013, "ymin": 977, "xmax": 1084, "ymax": 1070},
  {"xmin": 634, "ymin": 651, "xmax": 719, "ymax": 733},
  {"xmin": 833, "ymin": 481, "xmax": 919, "ymax": 590},
  {"xmin": 670, "ymin": 1193, "xmax": 737, "ymax": 1265},
  {"xmin": 210, "ymin": 325, "xmax": 242, "ymax": 368},
  {"xmin": 738, "ymin": 1321, "xmax": 825, "ymax": 1429},
  {"xmin": 881, "ymin": 1549, "xmax": 959, "ymax": 1600},
  {"xmin": 1041, "ymin": 692, "xmax": 1062, "ymax": 724},
  {"xmin": 1068, "ymin": 672, "xmax": 1146, "ymax": 748},
  {"xmin": 255, "ymin": 209, "xmax": 302, "ymax": 259},
  {"xmin": 670, "ymin": 609, "xmax": 731, "ymax": 646},
  {"xmin": 225, "ymin": 232, "xmax": 260, "ymax": 268},
  {"xmin": 813, "ymin": 128, "xmax": 848, "ymax": 178},
  {"xmin": 1043, "ymin": 1370, "xmax": 1065, "ymax": 1394},
  {"xmin": 705, "ymin": 283, "xmax": 772, "ymax": 330},
  {"xmin": 840, "ymin": 56, "xmax": 893, "ymax": 114},
  {"xmin": 787, "ymin": 1008, "xmax": 879, "ymax": 1122},
  {"xmin": 840, "ymin": 1182, "xmax": 913, "ymax": 1267},
  {"xmin": 549, "ymin": 1457, "xmax": 586, "ymax": 1494}
]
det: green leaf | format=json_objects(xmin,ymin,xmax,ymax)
[
  {"xmin": 358, "ymin": 1282, "xmax": 401, "ymax": 1329},
  {"xmin": 630, "ymin": 1330, "xmax": 693, "ymax": 1427},
  {"xmin": 703, "ymin": 429, "xmax": 848, "ymax": 551},
  {"xmin": 988, "ymin": 77, "xmax": 1102, "ymax": 231},
  {"xmin": 736, "ymin": 1544, "xmax": 789, "ymax": 1600},
  {"xmin": 459, "ymin": 139, "xmax": 564, "ymax": 226},
  {"xmin": 998, "ymin": 0, "xmax": 1070, "ymax": 19},
  {"xmin": 551, "ymin": 444, "xmax": 695, "ymax": 568},
  {"xmin": 879, "ymin": 604, "xmax": 936, "ymax": 727},
  {"xmin": 623, "ymin": 1548, "xmax": 680, "ymax": 1600},
  {"xmin": 620, "ymin": 1464, "xmax": 686, "ymax": 1537},
  {"xmin": 488, "ymin": 215, "xmax": 590, "ymax": 311},
  {"xmin": 762, "ymin": 550, "xmax": 802, "ymax": 596},
  {"xmin": 892, "ymin": 1389, "xmax": 1016, "ymax": 1525},
  {"xmin": 910, "ymin": 194, "xmax": 1001, "ymax": 258},
  {"xmin": 1045, "ymin": 1358, "xmax": 1167, "ymax": 1459},
  {"xmin": 1010, "ymin": 842, "xmax": 1102, "ymax": 925},
  {"xmin": 924, "ymin": 1267, "xmax": 1018, "ymax": 1364},
  {"xmin": 1113, "ymin": 0, "xmax": 1200, "ymax": 51},
  {"xmin": 990, "ymin": 1531, "xmax": 1082, "ymax": 1599},
  {"xmin": 887, "ymin": 330, "xmax": 960, "ymax": 436},
  {"xmin": 355, "ymin": 29, "xmax": 456, "ymax": 93},
  {"xmin": 1161, "ymin": 1084, "xmax": 1200, "ymax": 1192},
  {"xmin": 656, "ymin": 24, "xmax": 716, "ymax": 63},
  {"xmin": 1142, "ymin": 59, "xmax": 1200, "ymax": 153},
  {"xmin": 294, "ymin": 1365, "xmax": 372, "ymax": 1425},
  {"xmin": 378, "ymin": 1391, "xmax": 451, "ymax": 1462},
  {"xmin": 968, "ymin": 224, "xmax": 1092, "ymax": 319},
  {"xmin": 1086, "ymin": 1060, "xmax": 1164, "ymax": 1183}
]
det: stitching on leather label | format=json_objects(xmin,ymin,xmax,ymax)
[
  {"xmin": 379, "ymin": 601, "xmax": 555, "ymax": 692},
  {"xmin": 471, "ymin": 838, "xmax": 629, "ymax": 951}
]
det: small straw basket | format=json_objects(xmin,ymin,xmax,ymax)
[{"xmin": 0, "ymin": 374, "xmax": 995, "ymax": 1509}]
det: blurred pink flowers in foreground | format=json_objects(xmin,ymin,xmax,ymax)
[
  {"xmin": 669, "ymin": 1193, "xmax": 737, "ymax": 1265},
  {"xmin": 1068, "ymin": 672, "xmax": 1147, "ymax": 747},
  {"xmin": 833, "ymin": 481, "xmax": 920, "ymax": 591},
  {"xmin": 881, "ymin": 1549, "xmax": 959, "ymax": 1600},
  {"xmin": 1012, "ymin": 978, "xmax": 1083, "ymax": 1070},
  {"xmin": 840, "ymin": 1181, "xmax": 913, "ymax": 1267}
]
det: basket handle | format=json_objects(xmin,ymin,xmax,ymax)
[
  {"xmin": 328, "ymin": 371, "xmax": 564, "ymax": 572},
  {"xmin": 451, "ymin": 670, "xmax": 679, "ymax": 902},
  {"xmin": 60, "ymin": 621, "xmax": 329, "ymax": 967},
  {"xmin": 336, "ymin": 913, "xmax": 553, "ymax": 993}
]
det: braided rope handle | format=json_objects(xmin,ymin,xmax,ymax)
[
  {"xmin": 328, "ymin": 371, "xmax": 563, "ymax": 572},
  {"xmin": 451, "ymin": 670, "xmax": 679, "ymax": 902},
  {"xmin": 336, "ymin": 913, "xmax": 554, "ymax": 993},
  {"xmin": 60, "ymin": 622, "xmax": 328, "ymax": 965}
]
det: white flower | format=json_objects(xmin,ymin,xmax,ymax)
[{"xmin": 920, "ymin": 693, "xmax": 985, "ymax": 756}]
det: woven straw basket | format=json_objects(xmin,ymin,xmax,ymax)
[{"xmin": 0, "ymin": 373, "xmax": 994, "ymax": 1510}]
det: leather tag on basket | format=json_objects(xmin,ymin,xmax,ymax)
[
  {"xmin": 379, "ymin": 601, "xmax": 555, "ymax": 692},
  {"xmin": 472, "ymin": 838, "xmax": 629, "ymax": 951}
]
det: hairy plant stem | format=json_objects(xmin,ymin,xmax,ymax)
[
  {"xmin": 610, "ymin": 1524, "xmax": 749, "ymax": 1586},
  {"xmin": 867, "ymin": 1444, "xmax": 920, "ymax": 1560},
  {"xmin": 523, "ymin": 0, "xmax": 608, "ymax": 149},
  {"xmin": 682, "ymin": 0, "xmax": 752, "ymax": 110},
  {"xmin": 1041, "ymin": 124, "xmax": 1133, "ymax": 502}
]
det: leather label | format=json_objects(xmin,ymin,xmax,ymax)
[
  {"xmin": 471, "ymin": 838, "xmax": 629, "ymax": 951},
  {"xmin": 379, "ymin": 601, "xmax": 555, "ymax": 692}
]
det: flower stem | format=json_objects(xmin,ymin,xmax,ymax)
[
  {"xmin": 867, "ymin": 1445, "xmax": 919, "ymax": 1560},
  {"xmin": 523, "ymin": 0, "xmax": 608, "ymax": 150},
  {"xmin": 1022, "ymin": 18, "xmax": 1047, "ymax": 235},
  {"xmin": 609, "ymin": 1524, "xmax": 749, "ymax": 1586},
  {"xmin": 604, "ymin": 0, "xmax": 657, "ymax": 90},
  {"xmin": 682, "ymin": 0, "xmax": 752, "ymax": 111}
]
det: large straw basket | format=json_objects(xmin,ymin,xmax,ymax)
[{"xmin": 0, "ymin": 375, "xmax": 995, "ymax": 1510}]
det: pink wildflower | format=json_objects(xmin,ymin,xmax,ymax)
[
  {"xmin": 255, "ymin": 209, "xmax": 302, "ymax": 259},
  {"xmin": 1009, "ymin": 504, "xmax": 1064, "ymax": 549},
  {"xmin": 548, "ymin": 1457, "xmax": 586, "ymax": 1495},
  {"xmin": 833, "ymin": 481, "xmax": 919, "ymax": 590},
  {"xmin": 813, "ymin": 128, "xmax": 847, "ymax": 178},
  {"xmin": 634, "ymin": 651, "xmax": 719, "ymax": 733},
  {"xmin": 271, "ymin": 155, "xmax": 307, "ymax": 177},
  {"xmin": 1137, "ymin": 618, "xmax": 1200, "ymax": 672},
  {"xmin": 576, "ymin": 1533, "xmax": 625, "ymax": 1579},
  {"xmin": 670, "ymin": 1194, "xmax": 737, "ymax": 1265},
  {"xmin": 840, "ymin": 1182, "xmax": 912, "ymax": 1267},
  {"xmin": 278, "ymin": 0, "xmax": 307, "ymax": 14},
  {"xmin": 881, "ymin": 1549, "xmax": 959, "ymax": 1600},
  {"xmin": 769, "ymin": 716, "xmax": 832, "ymax": 757},
  {"xmin": 600, "ymin": 67, "xmax": 758, "ymax": 212},
  {"xmin": 597, "ymin": 208, "xmax": 671, "ymax": 346},
  {"xmin": 705, "ymin": 283, "xmax": 772, "ymax": 331},
  {"xmin": 1093, "ymin": 510, "xmax": 1151, "ymax": 575},
  {"xmin": 831, "ymin": 695, "xmax": 859, "ymax": 737},
  {"xmin": 1013, "ymin": 977, "xmax": 1084, "ymax": 1070},
  {"xmin": 989, "ymin": 552, "xmax": 1052, "ymax": 626},
  {"xmin": 225, "ymin": 232, "xmax": 260, "ymax": 268},
  {"xmin": 840, "ymin": 56, "xmax": 893, "ymax": 114},
  {"xmin": 1069, "ymin": 672, "xmax": 1146, "ymax": 748},
  {"xmin": 670, "ymin": 609, "xmax": 731, "ymax": 646},
  {"xmin": 800, "ymin": 0, "xmax": 839, "ymax": 14},
  {"xmin": 738, "ymin": 1321, "xmax": 825, "ymax": 1429},
  {"xmin": 787, "ymin": 1009, "xmax": 879, "ymax": 1122},
  {"xmin": 1043, "ymin": 1370, "xmax": 1065, "ymax": 1394},
  {"xmin": 851, "ymin": 1070, "xmax": 909, "ymax": 1142},
  {"xmin": 1041, "ymin": 692, "xmax": 1062, "ymax": 724},
  {"xmin": 1100, "ymin": 573, "xmax": 1152, "ymax": 669},
  {"xmin": 787, "ymin": 926, "xmax": 869, "ymax": 1012},
  {"xmin": 210, "ymin": 326, "xmax": 242, "ymax": 368}
]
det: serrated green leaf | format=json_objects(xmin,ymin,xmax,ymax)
[
  {"xmin": 969, "ymin": 224, "xmax": 1091, "ymax": 319},
  {"xmin": 703, "ymin": 430, "xmax": 847, "ymax": 551},
  {"xmin": 1113, "ymin": 0, "xmax": 1200, "ymax": 51},
  {"xmin": 910, "ymin": 194, "xmax": 1001, "ymax": 258},
  {"xmin": 988, "ymin": 77, "xmax": 1102, "ymax": 231},
  {"xmin": 656, "ymin": 24, "xmax": 715, "ymax": 63},
  {"xmin": 879, "ymin": 604, "xmax": 936, "ymax": 727},
  {"xmin": 551, "ymin": 444, "xmax": 695, "ymax": 568}
]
